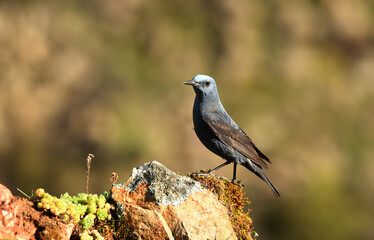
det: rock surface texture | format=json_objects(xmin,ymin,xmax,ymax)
[
  {"xmin": 110, "ymin": 161, "xmax": 237, "ymax": 240},
  {"xmin": 0, "ymin": 161, "xmax": 250, "ymax": 239}
]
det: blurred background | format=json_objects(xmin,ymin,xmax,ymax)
[{"xmin": 1, "ymin": 0, "xmax": 373, "ymax": 239}]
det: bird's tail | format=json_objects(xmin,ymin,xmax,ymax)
[
  {"xmin": 243, "ymin": 161, "xmax": 281, "ymax": 198},
  {"xmin": 261, "ymin": 173, "xmax": 281, "ymax": 198}
]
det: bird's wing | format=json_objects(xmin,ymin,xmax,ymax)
[{"xmin": 206, "ymin": 116, "xmax": 270, "ymax": 169}]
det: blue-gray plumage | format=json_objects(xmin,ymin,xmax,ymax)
[{"xmin": 184, "ymin": 74, "xmax": 280, "ymax": 197}]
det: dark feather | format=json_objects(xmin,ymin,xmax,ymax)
[
  {"xmin": 239, "ymin": 128, "xmax": 271, "ymax": 163},
  {"xmin": 206, "ymin": 117, "xmax": 270, "ymax": 170}
]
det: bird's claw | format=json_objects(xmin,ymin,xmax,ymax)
[
  {"xmin": 189, "ymin": 170, "xmax": 214, "ymax": 178},
  {"xmin": 230, "ymin": 179, "xmax": 245, "ymax": 187}
]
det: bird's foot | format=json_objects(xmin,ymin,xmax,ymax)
[
  {"xmin": 189, "ymin": 169, "xmax": 216, "ymax": 178},
  {"xmin": 190, "ymin": 173, "xmax": 209, "ymax": 178},
  {"xmin": 190, "ymin": 170, "xmax": 213, "ymax": 177},
  {"xmin": 230, "ymin": 179, "xmax": 245, "ymax": 187}
]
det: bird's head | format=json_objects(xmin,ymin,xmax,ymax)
[{"xmin": 183, "ymin": 74, "xmax": 218, "ymax": 96}]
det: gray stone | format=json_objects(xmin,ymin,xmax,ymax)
[{"xmin": 116, "ymin": 161, "xmax": 202, "ymax": 206}]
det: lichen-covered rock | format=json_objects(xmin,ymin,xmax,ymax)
[
  {"xmin": 110, "ymin": 161, "xmax": 237, "ymax": 240},
  {"xmin": 119, "ymin": 161, "xmax": 202, "ymax": 206}
]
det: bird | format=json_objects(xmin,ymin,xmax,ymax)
[{"xmin": 183, "ymin": 74, "xmax": 280, "ymax": 197}]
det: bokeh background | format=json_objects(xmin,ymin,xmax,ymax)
[{"xmin": 1, "ymin": 1, "xmax": 374, "ymax": 239}]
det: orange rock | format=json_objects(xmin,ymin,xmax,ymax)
[
  {"xmin": 0, "ymin": 184, "xmax": 75, "ymax": 240},
  {"xmin": 111, "ymin": 161, "xmax": 237, "ymax": 239}
]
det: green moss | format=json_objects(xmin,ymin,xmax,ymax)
[
  {"xmin": 189, "ymin": 173, "xmax": 255, "ymax": 240},
  {"xmin": 87, "ymin": 202, "xmax": 97, "ymax": 214},
  {"xmin": 80, "ymin": 230, "xmax": 93, "ymax": 240},
  {"xmin": 33, "ymin": 188, "xmax": 113, "ymax": 239},
  {"xmin": 80, "ymin": 213, "xmax": 96, "ymax": 230},
  {"xmin": 96, "ymin": 208, "xmax": 108, "ymax": 221}
]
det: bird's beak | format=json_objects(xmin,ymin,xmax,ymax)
[{"xmin": 183, "ymin": 80, "xmax": 199, "ymax": 87}]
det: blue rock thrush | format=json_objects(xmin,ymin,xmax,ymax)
[{"xmin": 184, "ymin": 74, "xmax": 280, "ymax": 197}]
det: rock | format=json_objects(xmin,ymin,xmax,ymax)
[
  {"xmin": 0, "ymin": 184, "xmax": 75, "ymax": 240},
  {"xmin": 123, "ymin": 161, "xmax": 202, "ymax": 206},
  {"xmin": 0, "ymin": 184, "xmax": 36, "ymax": 240},
  {"xmin": 0, "ymin": 184, "xmax": 12, "ymax": 205},
  {"xmin": 110, "ymin": 161, "xmax": 237, "ymax": 240}
]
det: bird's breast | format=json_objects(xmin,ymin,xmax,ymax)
[{"xmin": 192, "ymin": 104, "xmax": 229, "ymax": 157}]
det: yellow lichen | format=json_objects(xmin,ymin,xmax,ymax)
[{"xmin": 189, "ymin": 173, "xmax": 254, "ymax": 240}]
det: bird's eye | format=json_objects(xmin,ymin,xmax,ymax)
[{"xmin": 205, "ymin": 81, "xmax": 211, "ymax": 87}]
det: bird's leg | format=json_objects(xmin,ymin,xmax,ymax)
[
  {"xmin": 232, "ymin": 162, "xmax": 237, "ymax": 182},
  {"xmin": 207, "ymin": 161, "xmax": 231, "ymax": 174},
  {"xmin": 230, "ymin": 162, "xmax": 244, "ymax": 187},
  {"xmin": 190, "ymin": 161, "xmax": 231, "ymax": 178}
]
